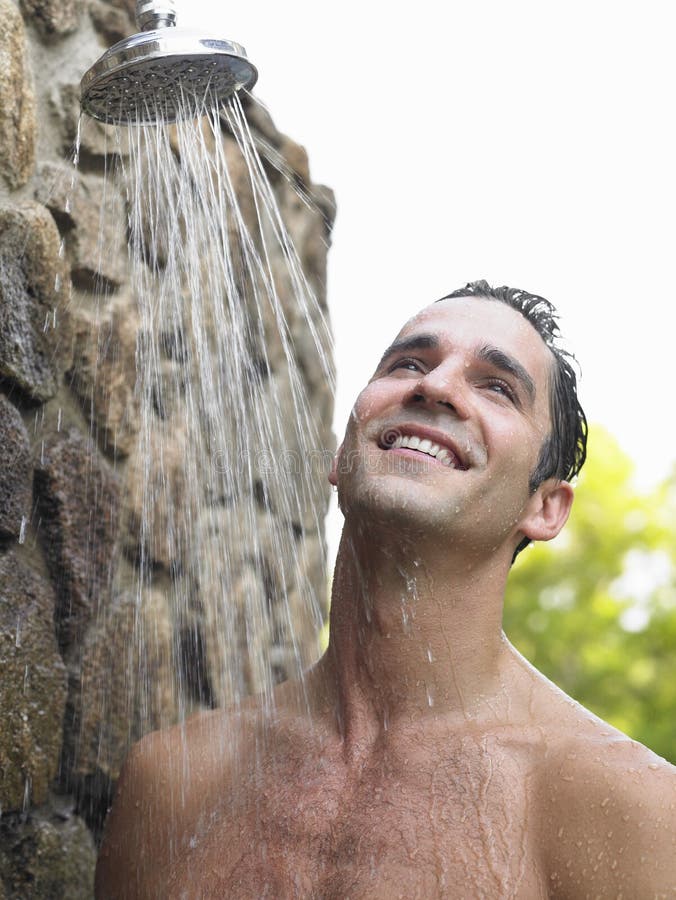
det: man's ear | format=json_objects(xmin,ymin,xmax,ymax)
[
  {"xmin": 328, "ymin": 444, "xmax": 343, "ymax": 487},
  {"xmin": 518, "ymin": 479, "xmax": 574, "ymax": 543}
]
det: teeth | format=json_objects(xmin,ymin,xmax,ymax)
[{"xmin": 390, "ymin": 433, "xmax": 459, "ymax": 467}]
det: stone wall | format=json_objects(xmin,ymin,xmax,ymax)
[{"xmin": 0, "ymin": 1, "xmax": 335, "ymax": 894}]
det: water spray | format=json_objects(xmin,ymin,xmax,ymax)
[
  {"xmin": 74, "ymin": 0, "xmax": 332, "ymax": 727},
  {"xmin": 80, "ymin": 0, "xmax": 258, "ymax": 125}
]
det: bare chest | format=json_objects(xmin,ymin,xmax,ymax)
[{"xmin": 167, "ymin": 736, "xmax": 549, "ymax": 899}]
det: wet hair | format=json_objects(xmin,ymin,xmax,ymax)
[{"xmin": 438, "ymin": 280, "xmax": 588, "ymax": 557}]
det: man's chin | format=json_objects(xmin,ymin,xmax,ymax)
[{"xmin": 340, "ymin": 478, "xmax": 466, "ymax": 535}]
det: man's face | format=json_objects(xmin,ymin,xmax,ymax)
[{"xmin": 332, "ymin": 296, "xmax": 556, "ymax": 556}]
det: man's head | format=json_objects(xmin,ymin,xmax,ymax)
[{"xmin": 331, "ymin": 282, "xmax": 587, "ymax": 563}]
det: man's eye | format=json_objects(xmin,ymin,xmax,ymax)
[
  {"xmin": 485, "ymin": 379, "xmax": 515, "ymax": 401},
  {"xmin": 389, "ymin": 358, "xmax": 423, "ymax": 373}
]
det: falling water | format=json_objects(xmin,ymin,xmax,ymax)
[{"xmin": 80, "ymin": 89, "xmax": 335, "ymax": 750}]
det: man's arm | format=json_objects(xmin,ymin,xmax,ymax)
[
  {"xmin": 95, "ymin": 710, "xmax": 237, "ymax": 899},
  {"xmin": 95, "ymin": 731, "xmax": 176, "ymax": 900},
  {"xmin": 545, "ymin": 736, "xmax": 676, "ymax": 897}
]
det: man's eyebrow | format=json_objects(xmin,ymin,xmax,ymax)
[
  {"xmin": 477, "ymin": 344, "xmax": 536, "ymax": 403},
  {"xmin": 376, "ymin": 333, "xmax": 439, "ymax": 370}
]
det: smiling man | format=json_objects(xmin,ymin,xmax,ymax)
[{"xmin": 96, "ymin": 281, "xmax": 676, "ymax": 898}]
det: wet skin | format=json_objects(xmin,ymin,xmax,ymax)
[{"xmin": 96, "ymin": 299, "xmax": 676, "ymax": 899}]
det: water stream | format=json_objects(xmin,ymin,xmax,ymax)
[{"xmin": 79, "ymin": 91, "xmax": 335, "ymax": 745}]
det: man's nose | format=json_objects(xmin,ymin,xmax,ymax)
[{"xmin": 406, "ymin": 366, "xmax": 471, "ymax": 418}]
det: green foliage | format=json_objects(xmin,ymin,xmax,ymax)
[{"xmin": 505, "ymin": 426, "xmax": 676, "ymax": 763}]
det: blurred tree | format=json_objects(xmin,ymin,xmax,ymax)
[{"xmin": 505, "ymin": 426, "xmax": 676, "ymax": 764}]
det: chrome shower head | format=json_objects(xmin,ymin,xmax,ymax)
[{"xmin": 80, "ymin": 0, "xmax": 257, "ymax": 125}]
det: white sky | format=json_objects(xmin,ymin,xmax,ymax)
[{"xmin": 180, "ymin": 0, "xmax": 676, "ymax": 559}]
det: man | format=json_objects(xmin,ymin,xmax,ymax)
[{"xmin": 96, "ymin": 282, "xmax": 676, "ymax": 898}]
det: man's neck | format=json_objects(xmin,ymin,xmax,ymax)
[{"xmin": 315, "ymin": 520, "xmax": 517, "ymax": 749}]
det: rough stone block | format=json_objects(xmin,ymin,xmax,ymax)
[
  {"xmin": 89, "ymin": 0, "xmax": 133, "ymax": 46},
  {"xmin": 0, "ymin": 202, "xmax": 71, "ymax": 403},
  {"xmin": 35, "ymin": 162, "xmax": 128, "ymax": 290},
  {"xmin": 274, "ymin": 178, "xmax": 332, "ymax": 306},
  {"xmin": 103, "ymin": 0, "xmax": 135, "ymax": 22},
  {"xmin": 19, "ymin": 0, "xmax": 85, "ymax": 38},
  {"xmin": 0, "ymin": 552, "xmax": 68, "ymax": 812},
  {"xmin": 242, "ymin": 366, "xmax": 331, "ymax": 532},
  {"xmin": 0, "ymin": 0, "xmax": 36, "ymax": 189},
  {"xmin": 68, "ymin": 297, "xmax": 140, "ymax": 458},
  {"xmin": 192, "ymin": 508, "xmax": 272, "ymax": 707},
  {"xmin": 123, "ymin": 418, "xmax": 195, "ymax": 569},
  {"xmin": 279, "ymin": 136, "xmax": 311, "ymax": 185},
  {"xmin": 0, "ymin": 395, "xmax": 32, "ymax": 539},
  {"xmin": 222, "ymin": 133, "xmax": 258, "ymax": 238},
  {"xmin": 191, "ymin": 507, "xmax": 325, "ymax": 701},
  {"xmin": 0, "ymin": 794, "xmax": 96, "ymax": 899},
  {"xmin": 63, "ymin": 587, "xmax": 177, "ymax": 783},
  {"xmin": 310, "ymin": 183, "xmax": 338, "ymax": 238},
  {"xmin": 236, "ymin": 97, "xmax": 282, "ymax": 150},
  {"xmin": 34, "ymin": 429, "xmax": 120, "ymax": 657},
  {"xmin": 50, "ymin": 82, "xmax": 128, "ymax": 160}
]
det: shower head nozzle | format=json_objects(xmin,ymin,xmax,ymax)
[{"xmin": 80, "ymin": 1, "xmax": 257, "ymax": 126}]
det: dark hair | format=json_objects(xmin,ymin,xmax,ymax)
[{"xmin": 438, "ymin": 280, "xmax": 588, "ymax": 556}]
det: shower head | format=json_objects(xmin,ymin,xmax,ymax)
[{"xmin": 80, "ymin": 0, "xmax": 257, "ymax": 126}]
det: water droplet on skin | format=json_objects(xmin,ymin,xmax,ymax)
[
  {"xmin": 57, "ymin": 408, "xmax": 62, "ymax": 432},
  {"xmin": 426, "ymin": 646, "xmax": 434, "ymax": 663},
  {"xmin": 648, "ymin": 762, "xmax": 659, "ymax": 770}
]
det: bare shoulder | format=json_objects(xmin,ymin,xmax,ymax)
[
  {"xmin": 541, "ymin": 706, "xmax": 676, "ymax": 898},
  {"xmin": 94, "ymin": 709, "xmax": 243, "ymax": 900}
]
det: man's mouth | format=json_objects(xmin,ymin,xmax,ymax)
[{"xmin": 378, "ymin": 427, "xmax": 469, "ymax": 470}]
